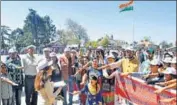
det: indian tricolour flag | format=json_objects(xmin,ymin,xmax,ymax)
[{"xmin": 119, "ymin": 0, "xmax": 134, "ymax": 13}]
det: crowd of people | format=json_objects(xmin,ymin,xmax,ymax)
[{"xmin": 0, "ymin": 44, "xmax": 176, "ymax": 105}]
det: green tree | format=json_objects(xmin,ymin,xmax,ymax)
[
  {"xmin": 99, "ymin": 36, "xmax": 109, "ymax": 47},
  {"xmin": 41, "ymin": 16, "xmax": 56, "ymax": 45},
  {"xmin": 10, "ymin": 28, "xmax": 24, "ymax": 51},
  {"xmin": 143, "ymin": 36, "xmax": 151, "ymax": 42},
  {"xmin": 1, "ymin": 25, "xmax": 11, "ymax": 49},
  {"xmin": 68, "ymin": 37, "xmax": 80, "ymax": 45},
  {"xmin": 85, "ymin": 41, "xmax": 98, "ymax": 48},
  {"xmin": 97, "ymin": 37, "xmax": 103, "ymax": 42},
  {"xmin": 159, "ymin": 41, "xmax": 173, "ymax": 49},
  {"xmin": 24, "ymin": 9, "xmax": 39, "ymax": 45},
  {"xmin": 22, "ymin": 25, "xmax": 34, "ymax": 46},
  {"xmin": 23, "ymin": 9, "xmax": 56, "ymax": 48}
]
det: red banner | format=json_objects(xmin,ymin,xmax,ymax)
[{"xmin": 115, "ymin": 74, "xmax": 176, "ymax": 105}]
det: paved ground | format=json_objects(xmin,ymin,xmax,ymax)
[{"xmin": 21, "ymin": 88, "xmax": 80, "ymax": 105}]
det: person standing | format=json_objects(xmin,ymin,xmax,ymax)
[
  {"xmin": 6, "ymin": 48, "xmax": 24, "ymax": 105},
  {"xmin": 138, "ymin": 48, "xmax": 155, "ymax": 77},
  {"xmin": 50, "ymin": 52, "xmax": 64, "ymax": 102},
  {"xmin": 99, "ymin": 47, "xmax": 139, "ymax": 105},
  {"xmin": 34, "ymin": 60, "xmax": 63, "ymax": 105},
  {"xmin": 60, "ymin": 47, "xmax": 74, "ymax": 105},
  {"xmin": 102, "ymin": 54, "xmax": 116, "ymax": 105},
  {"xmin": 38, "ymin": 48, "xmax": 52, "ymax": 63},
  {"xmin": 21, "ymin": 45, "xmax": 38, "ymax": 105},
  {"xmin": 1, "ymin": 63, "xmax": 18, "ymax": 105},
  {"xmin": 50, "ymin": 52, "xmax": 61, "ymax": 82},
  {"xmin": 71, "ymin": 50, "xmax": 80, "ymax": 89}
]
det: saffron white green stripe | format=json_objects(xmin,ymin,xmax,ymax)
[{"xmin": 120, "ymin": 6, "xmax": 133, "ymax": 13}]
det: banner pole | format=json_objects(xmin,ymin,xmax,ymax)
[{"xmin": 133, "ymin": 18, "xmax": 134, "ymax": 44}]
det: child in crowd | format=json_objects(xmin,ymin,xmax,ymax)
[
  {"xmin": 1, "ymin": 63, "xmax": 18, "ymax": 105},
  {"xmin": 71, "ymin": 74, "xmax": 102, "ymax": 105}
]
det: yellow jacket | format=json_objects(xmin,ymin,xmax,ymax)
[{"xmin": 109, "ymin": 57, "xmax": 139, "ymax": 73}]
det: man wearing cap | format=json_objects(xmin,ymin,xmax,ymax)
[
  {"xmin": 60, "ymin": 47, "xmax": 74, "ymax": 105},
  {"xmin": 144, "ymin": 59, "xmax": 165, "ymax": 84},
  {"xmin": 39, "ymin": 47, "xmax": 52, "ymax": 63},
  {"xmin": 21, "ymin": 45, "xmax": 38, "ymax": 105},
  {"xmin": 162, "ymin": 56, "xmax": 172, "ymax": 71},
  {"xmin": 6, "ymin": 48, "xmax": 23, "ymax": 105},
  {"xmin": 99, "ymin": 46, "xmax": 139, "ymax": 73}
]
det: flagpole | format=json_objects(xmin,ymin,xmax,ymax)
[
  {"xmin": 132, "ymin": 5, "xmax": 135, "ymax": 46},
  {"xmin": 119, "ymin": 0, "xmax": 134, "ymax": 45},
  {"xmin": 133, "ymin": 18, "xmax": 134, "ymax": 43}
]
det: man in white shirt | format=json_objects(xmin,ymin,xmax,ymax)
[{"xmin": 21, "ymin": 45, "xmax": 38, "ymax": 105}]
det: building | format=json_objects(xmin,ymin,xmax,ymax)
[{"xmin": 107, "ymin": 35, "xmax": 128, "ymax": 49}]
